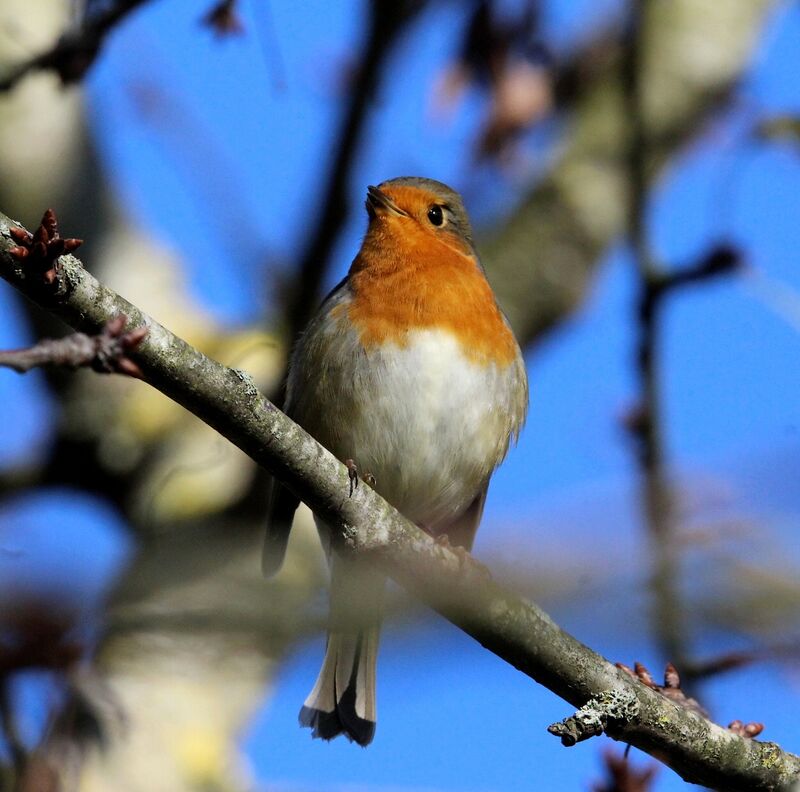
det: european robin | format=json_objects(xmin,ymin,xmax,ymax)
[{"xmin": 263, "ymin": 176, "xmax": 528, "ymax": 746}]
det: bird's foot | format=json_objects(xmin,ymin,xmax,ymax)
[
  {"xmin": 344, "ymin": 459, "xmax": 359, "ymax": 497},
  {"xmin": 344, "ymin": 459, "xmax": 376, "ymax": 496}
]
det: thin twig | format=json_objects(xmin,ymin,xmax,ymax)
[
  {"xmin": 0, "ymin": 315, "xmax": 146, "ymax": 376},
  {"xmin": 682, "ymin": 642, "xmax": 800, "ymax": 683}
]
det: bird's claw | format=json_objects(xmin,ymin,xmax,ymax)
[
  {"xmin": 345, "ymin": 459, "xmax": 359, "ymax": 497},
  {"xmin": 343, "ymin": 459, "xmax": 376, "ymax": 496}
]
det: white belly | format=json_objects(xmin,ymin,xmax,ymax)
[{"xmin": 288, "ymin": 314, "xmax": 525, "ymax": 528}]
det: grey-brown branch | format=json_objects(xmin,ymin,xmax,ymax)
[
  {"xmin": 0, "ymin": 211, "xmax": 798, "ymax": 791},
  {"xmin": 0, "ymin": 315, "xmax": 146, "ymax": 376}
]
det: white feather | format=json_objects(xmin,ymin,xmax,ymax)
[{"xmin": 287, "ymin": 286, "xmax": 526, "ymax": 529}]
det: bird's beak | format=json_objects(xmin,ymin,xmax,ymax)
[{"xmin": 365, "ymin": 185, "xmax": 408, "ymax": 218}]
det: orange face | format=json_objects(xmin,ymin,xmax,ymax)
[
  {"xmin": 360, "ymin": 182, "xmax": 476, "ymax": 260},
  {"xmin": 341, "ymin": 180, "xmax": 518, "ymax": 367}
]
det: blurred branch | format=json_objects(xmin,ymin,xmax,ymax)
[
  {"xmin": 755, "ymin": 115, "xmax": 800, "ymax": 147},
  {"xmin": 22, "ymin": 510, "xmax": 322, "ymax": 792},
  {"xmin": 622, "ymin": 0, "xmax": 688, "ymax": 675},
  {"xmin": 648, "ymin": 245, "xmax": 743, "ymax": 301},
  {"xmin": 479, "ymin": 0, "xmax": 777, "ymax": 349},
  {"xmin": 1, "ymin": 214, "xmax": 799, "ymax": 790},
  {"xmin": 0, "ymin": 680, "xmax": 26, "ymax": 781},
  {"xmin": 683, "ymin": 643, "xmax": 800, "ymax": 683},
  {"xmin": 622, "ymin": 4, "xmax": 746, "ymax": 677},
  {"xmin": 0, "ymin": 0, "xmax": 155, "ymax": 91},
  {"xmin": 0, "ymin": 600, "xmax": 84, "ymax": 788},
  {"xmin": 279, "ymin": 1, "xmax": 425, "ymax": 379}
]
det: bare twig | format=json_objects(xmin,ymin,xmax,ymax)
[
  {"xmin": 6, "ymin": 209, "xmax": 83, "ymax": 288},
  {"xmin": 0, "ymin": 0, "xmax": 155, "ymax": 92},
  {"xmin": 1, "ymin": 213, "xmax": 798, "ymax": 790},
  {"xmin": 680, "ymin": 642, "xmax": 800, "ymax": 683},
  {"xmin": 2, "ymin": 212, "xmax": 146, "ymax": 375},
  {"xmin": 0, "ymin": 314, "xmax": 146, "ymax": 376},
  {"xmin": 652, "ymin": 245, "xmax": 743, "ymax": 299}
]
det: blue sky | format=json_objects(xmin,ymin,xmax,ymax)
[{"xmin": 3, "ymin": 0, "xmax": 800, "ymax": 789}]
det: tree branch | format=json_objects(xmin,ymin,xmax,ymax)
[
  {"xmin": 622, "ymin": 0, "xmax": 690, "ymax": 678},
  {"xmin": 622, "ymin": 4, "xmax": 746, "ymax": 682},
  {"xmin": 0, "ymin": 0, "xmax": 155, "ymax": 92},
  {"xmin": 480, "ymin": 0, "xmax": 777, "ymax": 349},
  {"xmin": 0, "ymin": 211, "xmax": 798, "ymax": 791},
  {"xmin": 0, "ymin": 314, "xmax": 146, "ymax": 375}
]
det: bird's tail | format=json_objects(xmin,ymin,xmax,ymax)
[{"xmin": 299, "ymin": 554, "xmax": 383, "ymax": 746}]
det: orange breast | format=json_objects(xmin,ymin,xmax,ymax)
[{"xmin": 341, "ymin": 222, "xmax": 518, "ymax": 367}]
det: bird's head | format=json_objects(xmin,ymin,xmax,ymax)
[{"xmin": 362, "ymin": 177, "xmax": 476, "ymax": 260}]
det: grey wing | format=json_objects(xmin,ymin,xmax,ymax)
[
  {"xmin": 432, "ymin": 486, "xmax": 488, "ymax": 551},
  {"xmin": 506, "ymin": 321, "xmax": 529, "ymax": 444},
  {"xmin": 262, "ymin": 478, "xmax": 301, "ymax": 576},
  {"xmin": 262, "ymin": 276, "xmax": 352, "ymax": 577}
]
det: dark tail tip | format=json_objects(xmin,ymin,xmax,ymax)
[{"xmin": 299, "ymin": 702, "xmax": 375, "ymax": 747}]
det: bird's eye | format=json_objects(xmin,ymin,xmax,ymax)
[{"xmin": 427, "ymin": 205, "xmax": 444, "ymax": 227}]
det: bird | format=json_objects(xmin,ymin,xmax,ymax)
[{"xmin": 263, "ymin": 176, "xmax": 528, "ymax": 746}]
